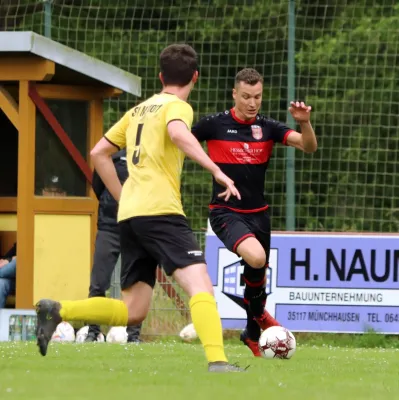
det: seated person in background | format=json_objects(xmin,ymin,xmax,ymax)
[{"xmin": 0, "ymin": 243, "xmax": 17, "ymax": 309}]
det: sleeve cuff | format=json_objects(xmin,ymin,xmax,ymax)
[
  {"xmin": 104, "ymin": 136, "xmax": 121, "ymax": 150},
  {"xmin": 282, "ymin": 129, "xmax": 295, "ymax": 145},
  {"xmin": 167, "ymin": 119, "xmax": 190, "ymax": 130}
]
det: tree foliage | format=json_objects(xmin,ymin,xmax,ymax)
[{"xmin": 8, "ymin": 0, "xmax": 398, "ymax": 232}]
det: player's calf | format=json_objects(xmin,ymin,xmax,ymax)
[
  {"xmin": 243, "ymin": 265, "xmax": 267, "ymax": 315},
  {"xmin": 174, "ymin": 263, "xmax": 230, "ymax": 366},
  {"xmin": 242, "ymin": 265, "xmax": 282, "ymax": 330}
]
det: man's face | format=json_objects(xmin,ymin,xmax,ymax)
[{"xmin": 232, "ymin": 81, "xmax": 263, "ymax": 120}]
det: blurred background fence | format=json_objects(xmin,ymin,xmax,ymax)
[{"xmin": 2, "ymin": 0, "xmax": 399, "ymax": 335}]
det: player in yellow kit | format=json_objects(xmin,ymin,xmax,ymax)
[{"xmin": 35, "ymin": 44, "xmax": 246, "ymax": 373}]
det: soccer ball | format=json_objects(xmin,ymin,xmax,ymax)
[
  {"xmin": 179, "ymin": 323, "xmax": 197, "ymax": 342},
  {"xmin": 258, "ymin": 326, "xmax": 296, "ymax": 359},
  {"xmin": 51, "ymin": 322, "xmax": 76, "ymax": 342},
  {"xmin": 75, "ymin": 326, "xmax": 105, "ymax": 343},
  {"xmin": 106, "ymin": 326, "xmax": 128, "ymax": 343}
]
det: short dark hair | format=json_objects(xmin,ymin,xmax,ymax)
[
  {"xmin": 160, "ymin": 44, "xmax": 198, "ymax": 87},
  {"xmin": 235, "ymin": 68, "xmax": 264, "ymax": 86}
]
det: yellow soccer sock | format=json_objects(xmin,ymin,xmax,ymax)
[
  {"xmin": 59, "ymin": 298, "xmax": 128, "ymax": 326},
  {"xmin": 189, "ymin": 292, "xmax": 228, "ymax": 363}
]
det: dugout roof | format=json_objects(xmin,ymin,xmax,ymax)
[{"xmin": 0, "ymin": 31, "xmax": 141, "ymax": 96}]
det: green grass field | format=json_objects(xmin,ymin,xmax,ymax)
[{"xmin": 1, "ymin": 339, "xmax": 398, "ymax": 400}]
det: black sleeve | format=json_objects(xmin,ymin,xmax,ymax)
[
  {"xmin": 269, "ymin": 119, "xmax": 295, "ymax": 145},
  {"xmin": 92, "ymin": 169, "xmax": 105, "ymax": 200},
  {"xmin": 191, "ymin": 115, "xmax": 215, "ymax": 142}
]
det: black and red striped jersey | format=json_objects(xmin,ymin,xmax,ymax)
[{"xmin": 192, "ymin": 108, "xmax": 294, "ymax": 212}]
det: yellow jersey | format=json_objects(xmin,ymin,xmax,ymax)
[{"xmin": 104, "ymin": 93, "xmax": 193, "ymax": 221}]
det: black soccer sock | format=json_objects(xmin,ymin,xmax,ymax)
[
  {"xmin": 243, "ymin": 264, "xmax": 267, "ymax": 318},
  {"xmin": 244, "ymin": 300, "xmax": 261, "ymax": 341}
]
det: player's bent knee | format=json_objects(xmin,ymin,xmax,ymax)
[
  {"xmin": 173, "ymin": 263, "xmax": 214, "ymax": 297},
  {"xmin": 250, "ymin": 253, "xmax": 267, "ymax": 269},
  {"xmin": 236, "ymin": 237, "xmax": 266, "ymax": 268}
]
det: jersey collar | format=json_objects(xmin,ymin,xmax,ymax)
[{"xmin": 230, "ymin": 108, "xmax": 257, "ymax": 125}]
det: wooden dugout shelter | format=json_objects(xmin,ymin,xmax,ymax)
[{"xmin": 0, "ymin": 31, "xmax": 141, "ymax": 309}]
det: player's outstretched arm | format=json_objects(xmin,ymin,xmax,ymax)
[
  {"xmin": 168, "ymin": 120, "xmax": 241, "ymax": 201},
  {"xmin": 90, "ymin": 138, "xmax": 122, "ymax": 202},
  {"xmin": 286, "ymin": 101, "xmax": 317, "ymax": 153}
]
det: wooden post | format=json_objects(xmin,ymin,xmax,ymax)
[
  {"xmin": 88, "ymin": 99, "xmax": 104, "ymax": 269},
  {"xmin": 16, "ymin": 81, "xmax": 36, "ymax": 308}
]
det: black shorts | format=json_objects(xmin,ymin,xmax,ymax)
[
  {"xmin": 119, "ymin": 215, "xmax": 205, "ymax": 290},
  {"xmin": 209, "ymin": 207, "xmax": 271, "ymax": 260}
]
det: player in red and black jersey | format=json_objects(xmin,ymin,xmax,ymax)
[{"xmin": 192, "ymin": 68, "xmax": 317, "ymax": 356}]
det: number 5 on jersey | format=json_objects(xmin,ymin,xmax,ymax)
[{"xmin": 132, "ymin": 123, "xmax": 144, "ymax": 165}]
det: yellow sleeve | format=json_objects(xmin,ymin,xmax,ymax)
[
  {"xmin": 165, "ymin": 101, "xmax": 194, "ymax": 130},
  {"xmin": 104, "ymin": 111, "xmax": 130, "ymax": 149}
]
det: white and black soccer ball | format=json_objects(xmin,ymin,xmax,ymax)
[
  {"xmin": 106, "ymin": 326, "xmax": 128, "ymax": 344},
  {"xmin": 51, "ymin": 322, "xmax": 76, "ymax": 342},
  {"xmin": 75, "ymin": 325, "xmax": 105, "ymax": 343},
  {"xmin": 259, "ymin": 326, "xmax": 296, "ymax": 359},
  {"xmin": 179, "ymin": 323, "xmax": 197, "ymax": 342}
]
